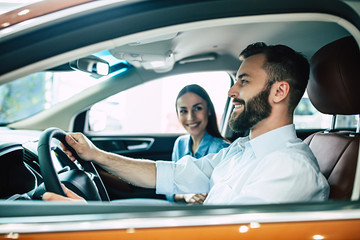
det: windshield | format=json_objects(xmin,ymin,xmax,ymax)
[
  {"xmin": 0, "ymin": 49, "xmax": 131, "ymax": 125},
  {"xmin": 0, "ymin": 71, "xmax": 106, "ymax": 124}
]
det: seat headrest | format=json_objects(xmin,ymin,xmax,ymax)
[{"xmin": 307, "ymin": 36, "xmax": 360, "ymax": 115}]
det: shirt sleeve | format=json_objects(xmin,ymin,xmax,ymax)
[
  {"xmin": 166, "ymin": 137, "xmax": 182, "ymax": 201},
  {"xmin": 156, "ymin": 147, "xmax": 229, "ymax": 195},
  {"xmin": 171, "ymin": 137, "xmax": 181, "ymax": 162}
]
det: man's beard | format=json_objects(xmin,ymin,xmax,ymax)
[{"xmin": 229, "ymin": 86, "xmax": 272, "ymax": 133}]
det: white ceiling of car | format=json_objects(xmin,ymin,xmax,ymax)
[
  {"xmin": 107, "ymin": 18, "xmax": 350, "ymax": 74},
  {"xmin": 0, "ymin": 0, "xmax": 356, "ymax": 84}
]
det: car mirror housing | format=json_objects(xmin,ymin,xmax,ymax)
[{"xmin": 70, "ymin": 55, "xmax": 110, "ymax": 76}]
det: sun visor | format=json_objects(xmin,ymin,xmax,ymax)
[
  {"xmin": 109, "ymin": 33, "xmax": 178, "ymax": 73},
  {"xmin": 110, "ymin": 49, "xmax": 174, "ymax": 73}
]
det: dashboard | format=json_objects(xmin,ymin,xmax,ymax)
[{"xmin": 0, "ymin": 127, "xmax": 75, "ymax": 200}]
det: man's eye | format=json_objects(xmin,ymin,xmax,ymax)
[{"xmin": 240, "ymin": 79, "xmax": 248, "ymax": 85}]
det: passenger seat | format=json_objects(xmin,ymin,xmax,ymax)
[{"xmin": 304, "ymin": 36, "xmax": 360, "ymax": 200}]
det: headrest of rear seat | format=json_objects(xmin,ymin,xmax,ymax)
[{"xmin": 307, "ymin": 36, "xmax": 360, "ymax": 115}]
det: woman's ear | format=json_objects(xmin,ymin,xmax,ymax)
[{"xmin": 272, "ymin": 81, "xmax": 290, "ymax": 103}]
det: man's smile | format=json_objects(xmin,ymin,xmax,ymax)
[{"xmin": 232, "ymin": 99, "xmax": 245, "ymax": 112}]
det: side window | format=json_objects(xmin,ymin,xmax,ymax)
[
  {"xmin": 294, "ymin": 93, "xmax": 358, "ymax": 130},
  {"xmin": 87, "ymin": 72, "xmax": 231, "ymax": 134},
  {"xmin": 335, "ymin": 115, "xmax": 359, "ymax": 129}
]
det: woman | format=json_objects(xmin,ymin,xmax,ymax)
[{"xmin": 169, "ymin": 84, "xmax": 230, "ymax": 204}]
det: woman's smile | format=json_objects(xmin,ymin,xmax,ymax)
[
  {"xmin": 187, "ymin": 122, "xmax": 201, "ymax": 130},
  {"xmin": 177, "ymin": 92, "xmax": 209, "ymax": 138}
]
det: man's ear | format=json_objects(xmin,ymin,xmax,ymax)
[{"xmin": 272, "ymin": 81, "xmax": 290, "ymax": 103}]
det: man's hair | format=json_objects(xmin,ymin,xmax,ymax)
[{"xmin": 240, "ymin": 42, "xmax": 310, "ymax": 114}]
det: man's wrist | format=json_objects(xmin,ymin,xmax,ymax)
[
  {"xmin": 92, "ymin": 149, "xmax": 107, "ymax": 165},
  {"xmin": 174, "ymin": 194, "xmax": 186, "ymax": 202}
]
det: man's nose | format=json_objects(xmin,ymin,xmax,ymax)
[{"xmin": 228, "ymin": 84, "xmax": 239, "ymax": 98}]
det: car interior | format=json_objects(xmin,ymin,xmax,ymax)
[
  {"xmin": 1, "ymin": 2, "xmax": 360, "ymax": 239},
  {"xmin": 0, "ymin": 0, "xmax": 359, "ymax": 206},
  {"xmin": 305, "ymin": 36, "xmax": 360, "ymax": 200}
]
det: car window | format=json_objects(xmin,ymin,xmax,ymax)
[
  {"xmin": 0, "ymin": 71, "xmax": 108, "ymax": 124},
  {"xmin": 87, "ymin": 72, "xmax": 231, "ymax": 134},
  {"xmin": 335, "ymin": 115, "xmax": 359, "ymax": 129},
  {"xmin": 294, "ymin": 93, "xmax": 358, "ymax": 130},
  {"xmin": 0, "ymin": 51, "xmax": 130, "ymax": 125},
  {"xmin": 293, "ymin": 96, "xmax": 332, "ymax": 129}
]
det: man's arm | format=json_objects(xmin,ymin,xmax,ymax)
[{"xmin": 62, "ymin": 133, "xmax": 156, "ymax": 188}]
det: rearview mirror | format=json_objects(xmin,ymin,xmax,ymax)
[{"xmin": 70, "ymin": 56, "xmax": 110, "ymax": 76}]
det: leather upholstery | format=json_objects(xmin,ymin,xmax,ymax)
[
  {"xmin": 305, "ymin": 36, "xmax": 360, "ymax": 200},
  {"xmin": 304, "ymin": 132, "xmax": 359, "ymax": 199},
  {"xmin": 308, "ymin": 36, "xmax": 360, "ymax": 114}
]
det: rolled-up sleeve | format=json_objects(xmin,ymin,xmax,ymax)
[
  {"xmin": 156, "ymin": 160, "xmax": 175, "ymax": 195},
  {"xmin": 156, "ymin": 157, "xmax": 211, "ymax": 195},
  {"xmin": 156, "ymin": 147, "xmax": 229, "ymax": 195}
]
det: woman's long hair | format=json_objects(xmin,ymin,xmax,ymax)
[{"xmin": 175, "ymin": 84, "xmax": 226, "ymax": 141}]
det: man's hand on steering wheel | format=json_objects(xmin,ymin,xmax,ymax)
[
  {"xmin": 60, "ymin": 133, "xmax": 102, "ymax": 163},
  {"xmin": 38, "ymin": 128, "xmax": 110, "ymax": 201},
  {"xmin": 43, "ymin": 184, "xmax": 86, "ymax": 202}
]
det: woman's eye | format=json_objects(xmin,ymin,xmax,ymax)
[
  {"xmin": 194, "ymin": 106, "xmax": 203, "ymax": 111},
  {"xmin": 179, "ymin": 110, "xmax": 187, "ymax": 114}
]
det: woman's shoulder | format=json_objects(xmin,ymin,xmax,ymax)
[
  {"xmin": 174, "ymin": 134, "xmax": 191, "ymax": 146},
  {"xmin": 176, "ymin": 134, "xmax": 190, "ymax": 141},
  {"xmin": 172, "ymin": 134, "xmax": 191, "ymax": 162},
  {"xmin": 206, "ymin": 134, "xmax": 230, "ymax": 151},
  {"xmin": 207, "ymin": 133, "xmax": 229, "ymax": 144},
  {"xmin": 214, "ymin": 137, "xmax": 231, "ymax": 148}
]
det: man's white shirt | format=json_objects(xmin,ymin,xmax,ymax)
[{"xmin": 156, "ymin": 124, "xmax": 329, "ymax": 205}]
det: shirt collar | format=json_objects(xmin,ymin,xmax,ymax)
[
  {"xmin": 185, "ymin": 132, "xmax": 212, "ymax": 157},
  {"xmin": 184, "ymin": 135, "xmax": 192, "ymax": 155},
  {"xmin": 249, "ymin": 124, "xmax": 297, "ymax": 159},
  {"xmin": 195, "ymin": 132, "xmax": 212, "ymax": 156}
]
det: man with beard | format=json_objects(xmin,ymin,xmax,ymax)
[{"xmin": 43, "ymin": 43, "xmax": 329, "ymax": 204}]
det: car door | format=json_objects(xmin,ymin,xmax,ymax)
[{"xmin": 72, "ymin": 71, "xmax": 232, "ymax": 200}]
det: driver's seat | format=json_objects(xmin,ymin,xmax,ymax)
[{"xmin": 304, "ymin": 36, "xmax": 360, "ymax": 200}]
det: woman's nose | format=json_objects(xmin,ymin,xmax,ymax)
[{"xmin": 187, "ymin": 111, "xmax": 194, "ymax": 120}]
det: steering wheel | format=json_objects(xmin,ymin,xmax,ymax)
[{"xmin": 37, "ymin": 127, "xmax": 110, "ymax": 201}]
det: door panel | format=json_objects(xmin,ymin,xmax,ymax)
[
  {"xmin": 87, "ymin": 134, "xmax": 179, "ymax": 200},
  {"xmin": 88, "ymin": 134, "xmax": 178, "ymax": 160}
]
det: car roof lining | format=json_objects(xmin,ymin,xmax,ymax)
[
  {"xmin": 4, "ymin": 12, "xmax": 359, "ymax": 130},
  {"xmin": 0, "ymin": 12, "xmax": 354, "ymax": 83}
]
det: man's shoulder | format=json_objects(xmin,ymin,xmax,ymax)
[{"xmin": 265, "ymin": 140, "xmax": 320, "ymax": 170}]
